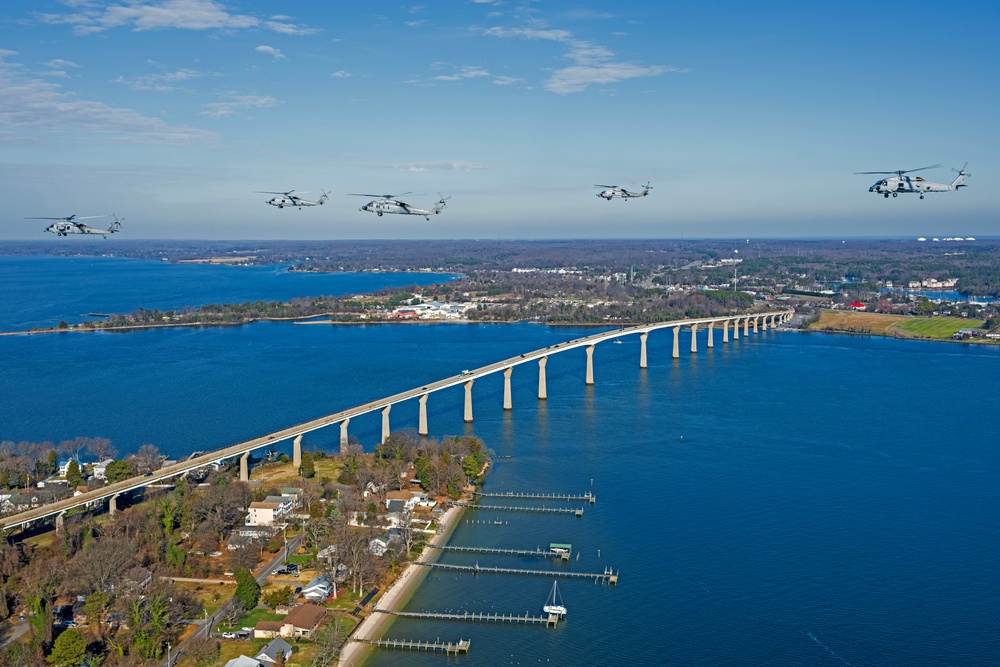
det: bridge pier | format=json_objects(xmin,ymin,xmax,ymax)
[
  {"xmin": 503, "ymin": 367, "xmax": 513, "ymax": 411},
  {"xmin": 109, "ymin": 493, "xmax": 119, "ymax": 516},
  {"xmin": 743, "ymin": 316, "xmax": 750, "ymax": 337},
  {"xmin": 672, "ymin": 326, "xmax": 680, "ymax": 359},
  {"xmin": 293, "ymin": 434, "xmax": 302, "ymax": 469},
  {"xmin": 761, "ymin": 315, "xmax": 768, "ymax": 331},
  {"xmin": 381, "ymin": 405, "xmax": 391, "ymax": 444},
  {"xmin": 753, "ymin": 316, "xmax": 759, "ymax": 334},
  {"xmin": 419, "ymin": 393, "xmax": 429, "ymax": 436},
  {"xmin": 690, "ymin": 324, "xmax": 698, "ymax": 353},
  {"xmin": 464, "ymin": 380, "xmax": 474, "ymax": 423},
  {"xmin": 339, "ymin": 418, "xmax": 350, "ymax": 454},
  {"xmin": 240, "ymin": 452, "xmax": 250, "ymax": 482},
  {"xmin": 639, "ymin": 332, "xmax": 648, "ymax": 368},
  {"xmin": 55, "ymin": 510, "xmax": 65, "ymax": 535},
  {"xmin": 707, "ymin": 321, "xmax": 714, "ymax": 348},
  {"xmin": 585, "ymin": 345, "xmax": 595, "ymax": 385},
  {"xmin": 537, "ymin": 357, "xmax": 547, "ymax": 400},
  {"xmin": 723, "ymin": 319, "xmax": 730, "ymax": 343}
]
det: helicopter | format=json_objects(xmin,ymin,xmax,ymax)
[
  {"xmin": 256, "ymin": 190, "xmax": 329, "ymax": 208},
  {"xmin": 26, "ymin": 214, "xmax": 123, "ymax": 238},
  {"xmin": 595, "ymin": 182, "xmax": 652, "ymax": 200},
  {"xmin": 856, "ymin": 164, "xmax": 969, "ymax": 199},
  {"xmin": 349, "ymin": 192, "xmax": 449, "ymax": 220}
]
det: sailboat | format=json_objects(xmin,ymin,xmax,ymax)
[{"xmin": 543, "ymin": 581, "xmax": 567, "ymax": 616}]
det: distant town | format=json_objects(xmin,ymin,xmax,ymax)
[{"xmin": 3, "ymin": 238, "xmax": 998, "ymax": 341}]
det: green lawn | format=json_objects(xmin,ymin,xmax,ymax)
[
  {"xmin": 892, "ymin": 317, "xmax": 984, "ymax": 339},
  {"xmin": 217, "ymin": 607, "xmax": 284, "ymax": 633}
]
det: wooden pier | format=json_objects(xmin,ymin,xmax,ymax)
[
  {"xmin": 376, "ymin": 609, "xmax": 561, "ymax": 627},
  {"xmin": 414, "ymin": 561, "xmax": 618, "ymax": 584},
  {"xmin": 430, "ymin": 544, "xmax": 570, "ymax": 560},
  {"xmin": 353, "ymin": 637, "xmax": 471, "ymax": 655},
  {"xmin": 453, "ymin": 501, "xmax": 584, "ymax": 517},
  {"xmin": 474, "ymin": 491, "xmax": 596, "ymax": 504}
]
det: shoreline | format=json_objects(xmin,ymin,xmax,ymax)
[{"xmin": 338, "ymin": 502, "xmax": 465, "ymax": 667}]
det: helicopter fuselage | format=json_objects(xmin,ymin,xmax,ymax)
[{"xmin": 266, "ymin": 195, "xmax": 325, "ymax": 208}]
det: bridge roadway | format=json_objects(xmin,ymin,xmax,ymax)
[{"xmin": 0, "ymin": 310, "xmax": 792, "ymax": 532}]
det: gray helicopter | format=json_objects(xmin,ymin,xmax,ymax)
[
  {"xmin": 350, "ymin": 192, "xmax": 449, "ymax": 220},
  {"xmin": 257, "ymin": 190, "xmax": 329, "ymax": 208},
  {"xmin": 595, "ymin": 182, "xmax": 652, "ymax": 200},
  {"xmin": 27, "ymin": 214, "xmax": 123, "ymax": 238}
]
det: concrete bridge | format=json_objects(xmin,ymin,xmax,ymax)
[{"xmin": 0, "ymin": 310, "xmax": 792, "ymax": 533}]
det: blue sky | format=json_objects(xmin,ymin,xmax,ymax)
[{"xmin": 1, "ymin": 0, "xmax": 998, "ymax": 240}]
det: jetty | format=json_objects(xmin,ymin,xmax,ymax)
[
  {"xmin": 376, "ymin": 609, "xmax": 560, "ymax": 627},
  {"xmin": 352, "ymin": 637, "xmax": 470, "ymax": 655},
  {"xmin": 414, "ymin": 561, "xmax": 618, "ymax": 584},
  {"xmin": 430, "ymin": 544, "xmax": 571, "ymax": 560},
  {"xmin": 453, "ymin": 501, "xmax": 584, "ymax": 517},
  {"xmin": 474, "ymin": 491, "xmax": 595, "ymax": 504}
]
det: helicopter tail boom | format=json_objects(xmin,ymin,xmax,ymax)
[{"xmin": 950, "ymin": 164, "xmax": 969, "ymax": 189}]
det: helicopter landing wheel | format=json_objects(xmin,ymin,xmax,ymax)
[
  {"xmin": 892, "ymin": 193, "xmax": 898, "ymax": 198},
  {"xmin": 884, "ymin": 193, "xmax": 889, "ymax": 198},
  {"xmin": 377, "ymin": 212, "xmax": 382, "ymax": 216},
  {"xmin": 920, "ymin": 195, "xmax": 924, "ymax": 199}
]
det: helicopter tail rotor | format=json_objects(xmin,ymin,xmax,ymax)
[{"xmin": 950, "ymin": 163, "xmax": 970, "ymax": 188}]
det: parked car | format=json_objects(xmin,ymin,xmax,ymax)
[{"xmin": 221, "ymin": 632, "xmax": 236, "ymax": 639}]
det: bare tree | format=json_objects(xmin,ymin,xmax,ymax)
[
  {"xmin": 129, "ymin": 444, "xmax": 163, "ymax": 475},
  {"xmin": 87, "ymin": 437, "xmax": 118, "ymax": 462}
]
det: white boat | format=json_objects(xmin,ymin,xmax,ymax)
[{"xmin": 543, "ymin": 581, "xmax": 567, "ymax": 616}]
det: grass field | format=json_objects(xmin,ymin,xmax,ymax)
[
  {"xmin": 892, "ymin": 317, "xmax": 984, "ymax": 338},
  {"xmin": 809, "ymin": 309, "xmax": 986, "ymax": 340}
]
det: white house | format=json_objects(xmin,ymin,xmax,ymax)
[
  {"xmin": 254, "ymin": 637, "xmax": 293, "ymax": 664},
  {"xmin": 302, "ymin": 575, "xmax": 332, "ymax": 602},
  {"xmin": 91, "ymin": 459, "xmax": 115, "ymax": 480},
  {"xmin": 246, "ymin": 501, "xmax": 280, "ymax": 526}
]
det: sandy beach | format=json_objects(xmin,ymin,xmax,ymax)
[{"xmin": 338, "ymin": 503, "xmax": 464, "ymax": 667}]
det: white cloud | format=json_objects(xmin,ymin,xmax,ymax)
[
  {"xmin": 114, "ymin": 68, "xmax": 209, "ymax": 92},
  {"xmin": 0, "ymin": 50, "xmax": 214, "ymax": 144},
  {"xmin": 492, "ymin": 75, "xmax": 521, "ymax": 86},
  {"xmin": 331, "ymin": 70, "xmax": 352, "ymax": 78},
  {"xmin": 373, "ymin": 160, "xmax": 487, "ymax": 172},
  {"xmin": 200, "ymin": 93, "xmax": 279, "ymax": 118},
  {"xmin": 431, "ymin": 66, "xmax": 490, "ymax": 82},
  {"xmin": 45, "ymin": 59, "xmax": 80, "ymax": 69},
  {"xmin": 484, "ymin": 25, "xmax": 682, "ymax": 93},
  {"xmin": 37, "ymin": 0, "xmax": 316, "ymax": 35},
  {"xmin": 255, "ymin": 45, "xmax": 285, "ymax": 60}
]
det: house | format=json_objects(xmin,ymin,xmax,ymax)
[
  {"xmin": 255, "ymin": 637, "xmax": 293, "ymax": 664},
  {"xmin": 222, "ymin": 656, "xmax": 264, "ymax": 667},
  {"xmin": 362, "ymin": 481, "xmax": 386, "ymax": 498},
  {"xmin": 849, "ymin": 302, "xmax": 867, "ymax": 311},
  {"xmin": 282, "ymin": 603, "xmax": 326, "ymax": 638},
  {"xmin": 254, "ymin": 620, "xmax": 284, "ymax": 640},
  {"xmin": 302, "ymin": 575, "xmax": 332, "ymax": 602},
  {"xmin": 280, "ymin": 487, "xmax": 302, "ymax": 508},
  {"xmin": 91, "ymin": 459, "xmax": 114, "ymax": 480},
  {"xmin": 123, "ymin": 567, "xmax": 152, "ymax": 592},
  {"xmin": 58, "ymin": 457, "xmax": 84, "ymax": 477},
  {"xmin": 386, "ymin": 490, "xmax": 419, "ymax": 512},
  {"xmin": 264, "ymin": 495, "xmax": 293, "ymax": 518},
  {"xmin": 370, "ymin": 534, "xmax": 392, "ymax": 557},
  {"xmin": 246, "ymin": 501, "xmax": 280, "ymax": 526}
]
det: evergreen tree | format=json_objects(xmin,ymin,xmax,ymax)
[
  {"xmin": 233, "ymin": 567, "xmax": 260, "ymax": 610},
  {"xmin": 46, "ymin": 628, "xmax": 86, "ymax": 667},
  {"xmin": 65, "ymin": 460, "xmax": 83, "ymax": 488},
  {"xmin": 299, "ymin": 450, "xmax": 315, "ymax": 478}
]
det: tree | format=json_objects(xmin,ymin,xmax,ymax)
[
  {"xmin": 185, "ymin": 637, "xmax": 220, "ymax": 666},
  {"xmin": 263, "ymin": 586, "xmax": 293, "ymax": 609},
  {"xmin": 233, "ymin": 567, "xmax": 260, "ymax": 610},
  {"xmin": 104, "ymin": 460, "xmax": 133, "ymax": 483},
  {"xmin": 65, "ymin": 460, "xmax": 83, "ymax": 488},
  {"xmin": 299, "ymin": 450, "xmax": 315, "ymax": 478},
  {"xmin": 46, "ymin": 628, "xmax": 86, "ymax": 667}
]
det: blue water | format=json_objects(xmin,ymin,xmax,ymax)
[
  {"xmin": 0, "ymin": 255, "xmax": 457, "ymax": 331},
  {"xmin": 2, "ymin": 257, "xmax": 999, "ymax": 665}
]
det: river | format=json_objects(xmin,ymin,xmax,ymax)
[{"xmin": 1, "ymin": 256, "xmax": 998, "ymax": 666}]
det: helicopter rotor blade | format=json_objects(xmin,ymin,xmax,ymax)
[{"xmin": 594, "ymin": 185, "xmax": 618, "ymax": 188}]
